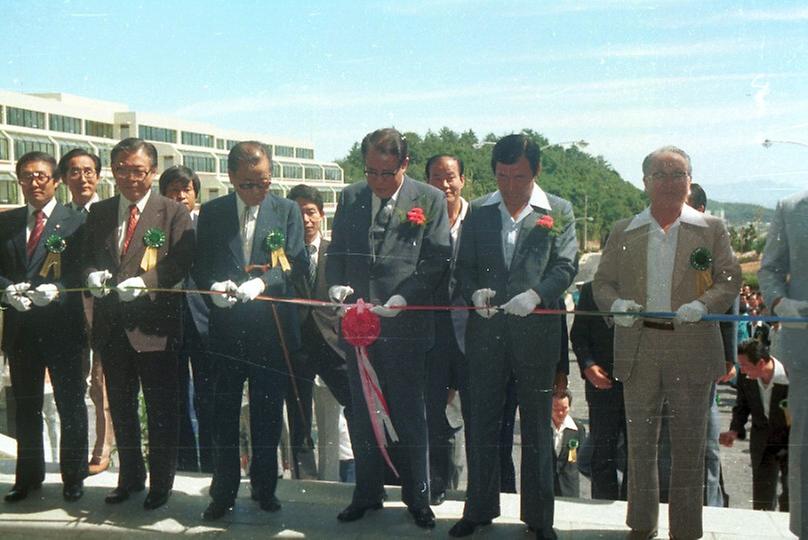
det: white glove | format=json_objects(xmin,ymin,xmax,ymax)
[
  {"xmin": 501, "ymin": 289, "xmax": 541, "ymax": 317},
  {"xmin": 3, "ymin": 282, "xmax": 32, "ymax": 312},
  {"xmin": 471, "ymin": 288, "xmax": 497, "ymax": 319},
  {"xmin": 236, "ymin": 277, "xmax": 265, "ymax": 303},
  {"xmin": 371, "ymin": 294, "xmax": 407, "ymax": 318},
  {"xmin": 675, "ymin": 300, "xmax": 707, "ymax": 323},
  {"xmin": 116, "ymin": 276, "xmax": 146, "ymax": 302},
  {"xmin": 611, "ymin": 298, "xmax": 643, "ymax": 328},
  {"xmin": 774, "ymin": 297, "xmax": 808, "ymax": 329},
  {"xmin": 211, "ymin": 280, "xmax": 238, "ymax": 308},
  {"xmin": 27, "ymin": 283, "xmax": 59, "ymax": 307},
  {"xmin": 328, "ymin": 285, "xmax": 354, "ymax": 303},
  {"xmin": 87, "ymin": 270, "xmax": 112, "ymax": 298}
]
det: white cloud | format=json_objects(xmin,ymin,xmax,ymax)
[{"xmin": 730, "ymin": 7, "xmax": 808, "ymax": 22}]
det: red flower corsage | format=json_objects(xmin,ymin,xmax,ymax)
[
  {"xmin": 536, "ymin": 214, "xmax": 554, "ymax": 229},
  {"xmin": 407, "ymin": 207, "xmax": 426, "ymax": 226}
]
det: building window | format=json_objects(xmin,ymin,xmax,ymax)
[
  {"xmin": 219, "ymin": 157, "xmax": 229, "ymax": 174},
  {"xmin": 181, "ymin": 152, "xmax": 216, "ymax": 173},
  {"xmin": 271, "ymin": 161, "xmax": 281, "ymax": 178},
  {"xmin": 138, "ymin": 125, "xmax": 177, "ymax": 143},
  {"xmin": 270, "ymin": 185, "xmax": 286, "ymax": 197},
  {"xmin": 323, "ymin": 166, "xmax": 343, "ymax": 182},
  {"xmin": 318, "ymin": 188, "xmax": 336, "ymax": 203},
  {"xmin": 296, "ymin": 147, "xmax": 314, "ymax": 160},
  {"xmin": 216, "ymin": 139, "xmax": 225, "ymax": 150},
  {"xmin": 0, "ymin": 172, "xmax": 19, "ymax": 204},
  {"xmin": 7, "ymin": 107, "xmax": 46, "ymax": 129},
  {"xmin": 181, "ymin": 131, "xmax": 215, "ymax": 148},
  {"xmin": 49, "ymin": 114, "xmax": 82, "ymax": 134},
  {"xmin": 304, "ymin": 165, "xmax": 323, "ymax": 180},
  {"xmin": 274, "ymin": 145, "xmax": 295, "ymax": 158},
  {"xmin": 96, "ymin": 144, "xmax": 113, "ymax": 167},
  {"xmin": 56, "ymin": 139, "xmax": 94, "ymax": 159},
  {"xmin": 0, "ymin": 136, "xmax": 9, "ymax": 160},
  {"xmin": 11, "ymin": 134, "xmax": 54, "ymax": 160},
  {"xmin": 86, "ymin": 120, "xmax": 114, "ymax": 139},
  {"xmin": 278, "ymin": 161, "xmax": 303, "ymax": 179},
  {"xmin": 227, "ymin": 139, "xmax": 239, "ymax": 150}
]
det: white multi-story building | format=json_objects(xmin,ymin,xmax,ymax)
[{"xmin": 0, "ymin": 90, "xmax": 345, "ymax": 231}]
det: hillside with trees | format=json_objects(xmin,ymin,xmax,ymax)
[{"xmin": 337, "ymin": 128, "xmax": 647, "ymax": 249}]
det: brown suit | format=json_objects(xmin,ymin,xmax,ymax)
[
  {"xmin": 82, "ymin": 193, "xmax": 194, "ymax": 493},
  {"xmin": 593, "ymin": 207, "xmax": 740, "ymax": 539}
]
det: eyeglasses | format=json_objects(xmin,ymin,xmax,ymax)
[
  {"xmin": 648, "ymin": 171, "xmax": 690, "ymax": 182},
  {"xmin": 68, "ymin": 167, "xmax": 97, "ymax": 179},
  {"xmin": 113, "ymin": 166, "xmax": 152, "ymax": 180},
  {"xmin": 235, "ymin": 180, "xmax": 271, "ymax": 191},
  {"xmin": 364, "ymin": 169, "xmax": 397, "ymax": 180},
  {"xmin": 18, "ymin": 171, "xmax": 53, "ymax": 185}
]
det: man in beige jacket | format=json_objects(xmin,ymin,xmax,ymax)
[{"xmin": 593, "ymin": 146, "xmax": 740, "ymax": 540}]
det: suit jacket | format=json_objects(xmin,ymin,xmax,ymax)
[
  {"xmin": 0, "ymin": 202, "xmax": 86, "ymax": 356},
  {"xmin": 184, "ymin": 213, "xmax": 209, "ymax": 345},
  {"xmin": 729, "ymin": 371, "xmax": 789, "ymax": 469},
  {"xmin": 325, "ymin": 176, "xmax": 451, "ymax": 352},
  {"xmin": 759, "ymin": 190, "xmax": 808, "ymax": 374},
  {"xmin": 192, "ymin": 192, "xmax": 307, "ymax": 358},
  {"xmin": 554, "ymin": 419, "xmax": 586, "ymax": 498},
  {"xmin": 455, "ymin": 193, "xmax": 578, "ymax": 362},
  {"xmin": 297, "ymin": 237, "xmax": 344, "ymax": 359},
  {"xmin": 570, "ymin": 281, "xmax": 615, "ymax": 381},
  {"xmin": 593, "ymin": 208, "xmax": 741, "ymax": 383},
  {"xmin": 81, "ymin": 194, "xmax": 194, "ymax": 353}
]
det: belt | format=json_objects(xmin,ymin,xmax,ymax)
[{"xmin": 642, "ymin": 320, "xmax": 674, "ymax": 331}]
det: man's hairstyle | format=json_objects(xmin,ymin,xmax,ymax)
[
  {"xmin": 425, "ymin": 154, "xmax": 464, "ymax": 179},
  {"xmin": 57, "ymin": 148, "xmax": 101, "ymax": 179},
  {"xmin": 228, "ymin": 141, "xmax": 272, "ymax": 174},
  {"xmin": 16, "ymin": 151, "xmax": 57, "ymax": 177},
  {"xmin": 360, "ymin": 128, "xmax": 408, "ymax": 167},
  {"xmin": 287, "ymin": 183, "xmax": 324, "ymax": 214},
  {"xmin": 642, "ymin": 145, "xmax": 692, "ymax": 176},
  {"xmin": 688, "ymin": 182, "xmax": 707, "ymax": 210},
  {"xmin": 490, "ymin": 134, "xmax": 541, "ymax": 175},
  {"xmin": 111, "ymin": 138, "xmax": 158, "ymax": 169},
  {"xmin": 554, "ymin": 387, "xmax": 573, "ymax": 406},
  {"xmin": 737, "ymin": 338, "xmax": 770, "ymax": 365},
  {"xmin": 158, "ymin": 165, "xmax": 200, "ymax": 196}
]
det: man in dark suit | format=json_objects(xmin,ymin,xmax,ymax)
[
  {"xmin": 82, "ymin": 138, "xmax": 194, "ymax": 510},
  {"xmin": 286, "ymin": 184, "xmax": 352, "ymax": 480},
  {"xmin": 452, "ymin": 134, "xmax": 578, "ymax": 539},
  {"xmin": 1, "ymin": 151, "xmax": 88, "ymax": 502},
  {"xmin": 59, "ymin": 148, "xmax": 115, "ymax": 476},
  {"xmin": 326, "ymin": 128, "xmax": 451, "ymax": 529},
  {"xmin": 570, "ymin": 280, "xmax": 627, "ymax": 500},
  {"xmin": 551, "ymin": 389, "xmax": 586, "ymax": 498},
  {"xmin": 193, "ymin": 141, "xmax": 307, "ymax": 520},
  {"xmin": 159, "ymin": 165, "xmax": 214, "ymax": 473},
  {"xmin": 720, "ymin": 339, "xmax": 789, "ymax": 511}
]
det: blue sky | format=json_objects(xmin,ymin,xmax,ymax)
[{"xmin": 4, "ymin": 0, "xmax": 808, "ymax": 206}]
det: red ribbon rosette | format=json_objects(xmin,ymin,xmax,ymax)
[
  {"xmin": 406, "ymin": 207, "xmax": 426, "ymax": 226},
  {"xmin": 536, "ymin": 214, "xmax": 554, "ymax": 229},
  {"xmin": 341, "ymin": 299, "xmax": 399, "ymax": 477}
]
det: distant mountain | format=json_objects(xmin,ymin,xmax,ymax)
[
  {"xmin": 707, "ymin": 200, "xmax": 773, "ymax": 225},
  {"xmin": 706, "ymin": 181, "xmax": 803, "ymax": 210}
]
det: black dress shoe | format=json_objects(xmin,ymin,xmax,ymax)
[
  {"xmin": 409, "ymin": 506, "xmax": 436, "ymax": 529},
  {"xmin": 4, "ymin": 484, "xmax": 40, "ymax": 503},
  {"xmin": 430, "ymin": 491, "xmax": 446, "ymax": 506},
  {"xmin": 259, "ymin": 495, "xmax": 282, "ymax": 512},
  {"xmin": 202, "ymin": 501, "xmax": 232, "ymax": 521},
  {"xmin": 143, "ymin": 489, "xmax": 171, "ymax": 510},
  {"xmin": 105, "ymin": 484, "xmax": 145, "ymax": 504},
  {"xmin": 337, "ymin": 501, "xmax": 383, "ymax": 522},
  {"xmin": 63, "ymin": 482, "xmax": 84, "ymax": 502},
  {"xmin": 449, "ymin": 518, "xmax": 492, "ymax": 537}
]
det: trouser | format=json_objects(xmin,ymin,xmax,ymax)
[{"xmin": 586, "ymin": 381, "xmax": 627, "ymax": 500}]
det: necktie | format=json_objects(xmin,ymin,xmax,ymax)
[
  {"xmin": 121, "ymin": 204, "xmax": 139, "ymax": 257},
  {"xmin": 371, "ymin": 198, "xmax": 391, "ymax": 260},
  {"xmin": 242, "ymin": 205, "xmax": 253, "ymax": 263},
  {"xmin": 27, "ymin": 210, "xmax": 45, "ymax": 259},
  {"xmin": 307, "ymin": 243, "xmax": 318, "ymax": 286}
]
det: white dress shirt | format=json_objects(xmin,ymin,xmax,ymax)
[
  {"xmin": 758, "ymin": 357, "xmax": 789, "ymax": 420},
  {"xmin": 553, "ymin": 414, "xmax": 579, "ymax": 456},
  {"xmin": 308, "ymin": 232, "xmax": 322, "ymax": 267},
  {"xmin": 370, "ymin": 181, "xmax": 404, "ymax": 227},
  {"xmin": 68, "ymin": 192, "xmax": 100, "ymax": 213},
  {"xmin": 482, "ymin": 182, "xmax": 552, "ymax": 269},
  {"xmin": 117, "ymin": 190, "xmax": 151, "ymax": 255},
  {"xmin": 26, "ymin": 197, "xmax": 57, "ymax": 243},
  {"xmin": 235, "ymin": 195, "xmax": 259, "ymax": 263}
]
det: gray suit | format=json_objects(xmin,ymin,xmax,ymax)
[
  {"xmin": 326, "ymin": 176, "xmax": 451, "ymax": 510},
  {"xmin": 454, "ymin": 192, "xmax": 577, "ymax": 535},
  {"xmin": 759, "ymin": 190, "xmax": 808, "ymax": 538},
  {"xmin": 593, "ymin": 208, "xmax": 740, "ymax": 539}
]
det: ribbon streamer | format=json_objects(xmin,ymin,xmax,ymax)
[{"xmin": 39, "ymin": 253, "xmax": 61, "ymax": 279}]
